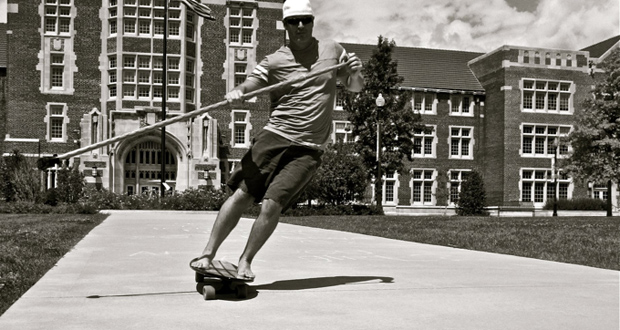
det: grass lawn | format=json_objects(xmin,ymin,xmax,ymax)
[
  {"xmin": 280, "ymin": 215, "xmax": 620, "ymax": 271},
  {"xmin": 0, "ymin": 213, "xmax": 109, "ymax": 316}
]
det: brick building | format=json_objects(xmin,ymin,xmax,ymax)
[
  {"xmin": 0, "ymin": 0, "xmax": 618, "ymax": 213},
  {"xmin": 2, "ymin": 0, "xmax": 285, "ymax": 194},
  {"xmin": 345, "ymin": 36, "xmax": 620, "ymax": 214}
]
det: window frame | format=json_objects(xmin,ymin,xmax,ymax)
[
  {"xmin": 521, "ymin": 78, "xmax": 574, "ymax": 114},
  {"xmin": 520, "ymin": 168, "xmax": 572, "ymax": 206},
  {"xmin": 448, "ymin": 126, "xmax": 474, "ymax": 160},
  {"xmin": 449, "ymin": 94, "xmax": 474, "ymax": 117},
  {"xmin": 412, "ymin": 125, "xmax": 437, "ymax": 158},
  {"xmin": 46, "ymin": 103, "xmax": 69, "ymax": 142},
  {"xmin": 409, "ymin": 169, "xmax": 436, "ymax": 206},
  {"xmin": 521, "ymin": 124, "xmax": 571, "ymax": 158},
  {"xmin": 229, "ymin": 110, "xmax": 252, "ymax": 148}
]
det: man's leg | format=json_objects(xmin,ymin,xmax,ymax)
[
  {"xmin": 191, "ymin": 189, "xmax": 254, "ymax": 269},
  {"xmin": 237, "ymin": 198, "xmax": 283, "ymax": 280}
]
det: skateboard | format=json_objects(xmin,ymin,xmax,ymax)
[{"xmin": 190, "ymin": 258, "xmax": 252, "ymax": 300}]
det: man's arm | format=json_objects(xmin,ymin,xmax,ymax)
[
  {"xmin": 225, "ymin": 78, "xmax": 265, "ymax": 106},
  {"xmin": 338, "ymin": 53, "xmax": 364, "ymax": 92}
]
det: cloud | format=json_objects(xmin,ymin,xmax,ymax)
[{"xmin": 311, "ymin": 0, "xmax": 618, "ymax": 52}]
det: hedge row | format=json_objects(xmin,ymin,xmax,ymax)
[{"xmin": 543, "ymin": 198, "xmax": 608, "ymax": 211}]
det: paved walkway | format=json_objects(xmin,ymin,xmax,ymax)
[{"xmin": 1, "ymin": 211, "xmax": 618, "ymax": 329}]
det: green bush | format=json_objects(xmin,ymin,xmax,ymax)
[
  {"xmin": 301, "ymin": 143, "xmax": 370, "ymax": 206},
  {"xmin": 78, "ymin": 186, "xmax": 229, "ymax": 211},
  {"xmin": 243, "ymin": 203, "xmax": 384, "ymax": 217},
  {"xmin": 56, "ymin": 167, "xmax": 85, "ymax": 204},
  {"xmin": 456, "ymin": 170, "xmax": 488, "ymax": 216},
  {"xmin": 543, "ymin": 198, "xmax": 607, "ymax": 211},
  {"xmin": 0, "ymin": 150, "xmax": 42, "ymax": 203}
]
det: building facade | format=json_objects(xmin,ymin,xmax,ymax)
[
  {"xmin": 2, "ymin": 0, "xmax": 286, "ymax": 195},
  {"xmin": 0, "ymin": 0, "xmax": 618, "ymax": 212}
]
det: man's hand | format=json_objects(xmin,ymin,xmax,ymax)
[
  {"xmin": 343, "ymin": 53, "xmax": 363, "ymax": 76},
  {"xmin": 340, "ymin": 52, "xmax": 364, "ymax": 92},
  {"xmin": 225, "ymin": 89, "xmax": 245, "ymax": 106}
]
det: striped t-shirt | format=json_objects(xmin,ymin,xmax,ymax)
[{"xmin": 247, "ymin": 38, "xmax": 348, "ymax": 149}]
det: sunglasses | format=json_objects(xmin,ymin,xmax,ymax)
[{"xmin": 284, "ymin": 17, "xmax": 314, "ymax": 26}]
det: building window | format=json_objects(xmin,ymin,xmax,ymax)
[
  {"xmin": 412, "ymin": 93, "xmax": 436, "ymax": 115},
  {"xmin": 450, "ymin": 95, "xmax": 473, "ymax": 116},
  {"xmin": 229, "ymin": 7, "xmax": 254, "ymax": 46},
  {"xmin": 230, "ymin": 110, "xmax": 251, "ymax": 147},
  {"xmin": 50, "ymin": 64, "xmax": 64, "ymax": 88},
  {"xmin": 591, "ymin": 183, "xmax": 609, "ymax": 201},
  {"xmin": 522, "ymin": 79, "xmax": 573, "ymax": 113},
  {"xmin": 333, "ymin": 121, "xmax": 353, "ymax": 143},
  {"xmin": 384, "ymin": 172, "xmax": 398, "ymax": 204},
  {"xmin": 412, "ymin": 125, "xmax": 436, "ymax": 158},
  {"xmin": 410, "ymin": 169, "xmax": 436, "ymax": 205},
  {"xmin": 521, "ymin": 124, "xmax": 571, "ymax": 157},
  {"xmin": 117, "ymin": 0, "xmax": 184, "ymax": 38},
  {"xmin": 521, "ymin": 168, "xmax": 571, "ymax": 205},
  {"xmin": 334, "ymin": 87, "xmax": 345, "ymax": 110},
  {"xmin": 448, "ymin": 170, "xmax": 470, "ymax": 205},
  {"xmin": 449, "ymin": 126, "xmax": 474, "ymax": 159},
  {"xmin": 46, "ymin": 103, "xmax": 68, "ymax": 142},
  {"xmin": 44, "ymin": 0, "xmax": 73, "ymax": 35},
  {"xmin": 115, "ymin": 55, "xmax": 184, "ymax": 102},
  {"xmin": 234, "ymin": 63, "xmax": 247, "ymax": 87}
]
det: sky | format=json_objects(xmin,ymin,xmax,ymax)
[{"xmin": 310, "ymin": 0, "xmax": 620, "ymax": 53}]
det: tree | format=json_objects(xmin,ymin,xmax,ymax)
[
  {"xmin": 343, "ymin": 36, "xmax": 426, "ymax": 207},
  {"xmin": 456, "ymin": 170, "xmax": 487, "ymax": 216},
  {"xmin": 56, "ymin": 166, "xmax": 86, "ymax": 204},
  {"xmin": 301, "ymin": 142, "xmax": 369, "ymax": 206},
  {"xmin": 0, "ymin": 150, "xmax": 41, "ymax": 202},
  {"xmin": 565, "ymin": 48, "xmax": 620, "ymax": 216}
]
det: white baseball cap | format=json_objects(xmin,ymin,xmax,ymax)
[{"xmin": 283, "ymin": 0, "xmax": 314, "ymax": 19}]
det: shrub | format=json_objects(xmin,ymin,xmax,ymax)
[
  {"xmin": 543, "ymin": 198, "xmax": 607, "ymax": 211},
  {"xmin": 302, "ymin": 143, "xmax": 369, "ymax": 206},
  {"xmin": 44, "ymin": 188, "xmax": 59, "ymax": 206},
  {"xmin": 77, "ymin": 186, "xmax": 229, "ymax": 211},
  {"xmin": 456, "ymin": 170, "xmax": 488, "ymax": 216},
  {"xmin": 0, "ymin": 150, "xmax": 42, "ymax": 203},
  {"xmin": 243, "ymin": 203, "xmax": 384, "ymax": 217},
  {"xmin": 56, "ymin": 166, "xmax": 86, "ymax": 204}
]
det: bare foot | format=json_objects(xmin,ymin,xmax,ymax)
[
  {"xmin": 237, "ymin": 259, "xmax": 255, "ymax": 281},
  {"xmin": 191, "ymin": 256, "xmax": 213, "ymax": 270}
]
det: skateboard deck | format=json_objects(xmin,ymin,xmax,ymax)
[{"xmin": 190, "ymin": 259, "xmax": 251, "ymax": 300}]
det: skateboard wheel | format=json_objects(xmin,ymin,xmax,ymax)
[
  {"xmin": 202, "ymin": 285, "xmax": 216, "ymax": 300},
  {"xmin": 195, "ymin": 272, "xmax": 205, "ymax": 283},
  {"xmin": 235, "ymin": 284, "xmax": 248, "ymax": 299}
]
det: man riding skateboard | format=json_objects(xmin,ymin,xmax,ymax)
[{"xmin": 191, "ymin": 0, "xmax": 365, "ymax": 280}]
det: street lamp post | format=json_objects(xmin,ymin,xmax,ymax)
[
  {"xmin": 553, "ymin": 142, "xmax": 558, "ymax": 217},
  {"xmin": 160, "ymin": 0, "xmax": 168, "ymax": 198},
  {"xmin": 375, "ymin": 93, "xmax": 385, "ymax": 208}
]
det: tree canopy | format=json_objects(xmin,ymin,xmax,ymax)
[
  {"xmin": 565, "ymin": 48, "xmax": 620, "ymax": 215},
  {"xmin": 566, "ymin": 48, "xmax": 620, "ymax": 182},
  {"xmin": 343, "ymin": 36, "xmax": 426, "ymax": 204}
]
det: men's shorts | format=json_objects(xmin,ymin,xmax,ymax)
[{"xmin": 227, "ymin": 129, "xmax": 323, "ymax": 211}]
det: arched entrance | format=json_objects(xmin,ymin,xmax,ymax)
[{"xmin": 124, "ymin": 140, "xmax": 177, "ymax": 195}]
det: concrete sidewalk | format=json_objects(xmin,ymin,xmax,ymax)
[{"xmin": 0, "ymin": 211, "xmax": 618, "ymax": 329}]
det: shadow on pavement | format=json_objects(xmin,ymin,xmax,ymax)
[
  {"xmin": 84, "ymin": 276, "xmax": 395, "ymax": 302},
  {"xmin": 255, "ymin": 276, "xmax": 395, "ymax": 291}
]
